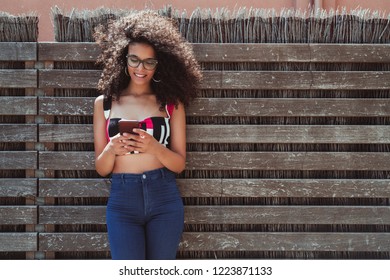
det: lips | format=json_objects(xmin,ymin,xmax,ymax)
[{"xmin": 134, "ymin": 73, "xmax": 147, "ymax": 78}]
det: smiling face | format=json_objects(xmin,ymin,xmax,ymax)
[{"xmin": 126, "ymin": 42, "xmax": 157, "ymax": 87}]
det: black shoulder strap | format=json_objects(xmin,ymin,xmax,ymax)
[{"xmin": 103, "ymin": 95, "xmax": 112, "ymax": 120}]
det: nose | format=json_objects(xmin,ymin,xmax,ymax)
[{"xmin": 137, "ymin": 62, "xmax": 146, "ymax": 70}]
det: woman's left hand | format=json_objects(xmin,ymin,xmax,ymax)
[{"xmin": 123, "ymin": 129, "xmax": 161, "ymax": 155}]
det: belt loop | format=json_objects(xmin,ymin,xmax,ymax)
[
  {"xmin": 121, "ymin": 174, "xmax": 125, "ymax": 184},
  {"xmin": 160, "ymin": 168, "xmax": 165, "ymax": 178}
]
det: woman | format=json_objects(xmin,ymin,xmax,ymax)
[{"xmin": 93, "ymin": 11, "xmax": 201, "ymax": 260}]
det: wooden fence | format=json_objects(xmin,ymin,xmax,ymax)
[{"xmin": 1, "ymin": 42, "xmax": 390, "ymax": 259}]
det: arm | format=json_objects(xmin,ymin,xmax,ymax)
[
  {"xmin": 93, "ymin": 95, "xmax": 130, "ymax": 176},
  {"xmin": 131, "ymin": 102, "xmax": 187, "ymax": 173}
]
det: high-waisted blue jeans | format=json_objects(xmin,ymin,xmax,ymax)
[{"xmin": 106, "ymin": 168, "xmax": 184, "ymax": 260}]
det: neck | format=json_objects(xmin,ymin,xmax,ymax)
[{"xmin": 124, "ymin": 83, "xmax": 153, "ymax": 97}]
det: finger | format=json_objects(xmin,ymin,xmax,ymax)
[{"xmin": 133, "ymin": 129, "xmax": 147, "ymax": 138}]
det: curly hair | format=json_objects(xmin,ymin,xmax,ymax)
[{"xmin": 93, "ymin": 11, "xmax": 202, "ymax": 108}]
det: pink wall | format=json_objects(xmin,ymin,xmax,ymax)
[{"xmin": 1, "ymin": 0, "xmax": 388, "ymax": 41}]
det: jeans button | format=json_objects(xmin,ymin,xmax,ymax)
[{"xmin": 142, "ymin": 174, "xmax": 146, "ymax": 179}]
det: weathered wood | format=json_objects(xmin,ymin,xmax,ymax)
[
  {"xmin": 0, "ymin": 97, "xmax": 37, "ymax": 115},
  {"xmin": 220, "ymin": 179, "xmax": 390, "ymax": 198},
  {"xmin": 194, "ymin": 43, "xmax": 390, "ymax": 63},
  {"xmin": 0, "ymin": 151, "xmax": 37, "ymax": 170},
  {"xmin": 188, "ymin": 98, "xmax": 390, "ymax": 117},
  {"xmin": 39, "ymin": 233, "xmax": 108, "ymax": 252},
  {"xmin": 38, "ymin": 97, "xmax": 390, "ymax": 117},
  {"xmin": 188, "ymin": 125, "xmax": 390, "ymax": 144},
  {"xmin": 180, "ymin": 232, "xmax": 390, "ymax": 252},
  {"xmin": 184, "ymin": 206, "xmax": 390, "ymax": 225},
  {"xmin": 186, "ymin": 152, "xmax": 390, "ymax": 171},
  {"xmin": 39, "ymin": 124, "xmax": 93, "ymax": 143},
  {"xmin": 0, "ymin": 179, "xmax": 37, "ymax": 197},
  {"xmin": 38, "ymin": 232, "xmax": 390, "ymax": 252},
  {"xmin": 37, "ymin": 70, "xmax": 390, "ymax": 90},
  {"xmin": 36, "ymin": 178, "xmax": 390, "ymax": 198},
  {"xmin": 36, "ymin": 42, "xmax": 390, "ymax": 63},
  {"xmin": 0, "ymin": 206, "xmax": 37, "ymax": 224},
  {"xmin": 0, "ymin": 124, "xmax": 37, "ymax": 142},
  {"xmin": 39, "ymin": 124, "xmax": 390, "ymax": 144},
  {"xmin": 0, "ymin": 42, "xmax": 37, "ymax": 61},
  {"xmin": 39, "ymin": 178, "xmax": 110, "ymax": 197},
  {"xmin": 218, "ymin": 71, "xmax": 390, "ymax": 90},
  {"xmin": 38, "ymin": 151, "xmax": 390, "ymax": 171},
  {"xmin": 38, "ymin": 42, "xmax": 100, "ymax": 61},
  {"xmin": 0, "ymin": 70, "xmax": 37, "ymax": 88},
  {"xmin": 310, "ymin": 44, "xmax": 390, "ymax": 63},
  {"xmin": 39, "ymin": 206, "xmax": 106, "ymax": 224},
  {"xmin": 0, "ymin": 233, "xmax": 37, "ymax": 252},
  {"xmin": 38, "ymin": 205, "xmax": 390, "ymax": 225},
  {"xmin": 39, "ymin": 97, "xmax": 94, "ymax": 116},
  {"xmin": 39, "ymin": 152, "xmax": 95, "ymax": 170},
  {"xmin": 39, "ymin": 69, "xmax": 100, "ymax": 89}
]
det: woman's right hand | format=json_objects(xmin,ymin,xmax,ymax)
[{"xmin": 105, "ymin": 133, "xmax": 133, "ymax": 156}]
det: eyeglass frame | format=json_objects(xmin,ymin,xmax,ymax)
[{"xmin": 126, "ymin": 54, "xmax": 158, "ymax": 71}]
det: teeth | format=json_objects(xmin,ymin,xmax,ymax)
[{"xmin": 135, "ymin": 73, "xmax": 146, "ymax": 78}]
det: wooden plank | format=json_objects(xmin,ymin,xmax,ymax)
[
  {"xmin": 39, "ymin": 233, "xmax": 108, "ymax": 252},
  {"xmin": 38, "ymin": 42, "xmax": 100, "ymax": 61},
  {"xmin": 180, "ymin": 232, "xmax": 390, "ymax": 252},
  {"xmin": 36, "ymin": 178, "xmax": 390, "ymax": 198},
  {"xmin": 39, "ymin": 206, "xmax": 106, "ymax": 225},
  {"xmin": 0, "ymin": 178, "xmax": 37, "ymax": 197},
  {"xmin": 39, "ymin": 97, "xmax": 94, "ymax": 116},
  {"xmin": 38, "ymin": 232, "xmax": 390, "ymax": 252},
  {"xmin": 39, "ymin": 178, "xmax": 110, "ymax": 198},
  {"xmin": 38, "ymin": 97, "xmax": 390, "ymax": 117},
  {"xmin": 193, "ymin": 43, "xmax": 311, "ymax": 62},
  {"xmin": 0, "ymin": 206, "xmax": 37, "ymax": 224},
  {"xmin": 0, "ymin": 124, "xmax": 37, "ymax": 142},
  {"xmin": 310, "ymin": 44, "xmax": 390, "ymax": 63},
  {"xmin": 37, "ymin": 70, "xmax": 390, "ymax": 90},
  {"xmin": 219, "ymin": 71, "xmax": 390, "ymax": 90},
  {"xmin": 185, "ymin": 206, "xmax": 390, "ymax": 225},
  {"xmin": 0, "ymin": 42, "xmax": 37, "ymax": 61},
  {"xmin": 187, "ymin": 125, "xmax": 390, "ymax": 144},
  {"xmin": 0, "ymin": 97, "xmax": 37, "ymax": 115},
  {"xmin": 38, "ymin": 205, "xmax": 390, "ymax": 225},
  {"xmin": 39, "ymin": 69, "xmax": 100, "ymax": 89},
  {"xmin": 220, "ymin": 179, "xmax": 390, "ymax": 198},
  {"xmin": 39, "ymin": 124, "xmax": 390, "ymax": 144},
  {"xmin": 39, "ymin": 124, "xmax": 93, "ymax": 143},
  {"xmin": 0, "ymin": 70, "xmax": 37, "ymax": 88},
  {"xmin": 0, "ymin": 233, "xmax": 37, "ymax": 252},
  {"xmin": 186, "ymin": 152, "xmax": 390, "ymax": 171},
  {"xmin": 188, "ymin": 98, "xmax": 390, "ymax": 117},
  {"xmin": 38, "ymin": 151, "xmax": 390, "ymax": 171},
  {"xmin": 39, "ymin": 152, "xmax": 95, "ymax": 170},
  {"xmin": 194, "ymin": 43, "xmax": 390, "ymax": 63},
  {"xmin": 0, "ymin": 151, "xmax": 37, "ymax": 170},
  {"xmin": 36, "ymin": 43, "xmax": 390, "ymax": 63}
]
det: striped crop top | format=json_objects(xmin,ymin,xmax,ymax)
[{"xmin": 103, "ymin": 96, "xmax": 174, "ymax": 149}]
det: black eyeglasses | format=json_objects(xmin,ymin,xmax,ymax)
[{"xmin": 126, "ymin": 54, "xmax": 158, "ymax": 70}]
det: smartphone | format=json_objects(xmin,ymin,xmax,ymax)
[{"xmin": 118, "ymin": 120, "xmax": 140, "ymax": 135}]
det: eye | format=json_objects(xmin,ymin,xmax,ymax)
[
  {"xmin": 144, "ymin": 59, "xmax": 158, "ymax": 67},
  {"xmin": 128, "ymin": 55, "xmax": 139, "ymax": 63}
]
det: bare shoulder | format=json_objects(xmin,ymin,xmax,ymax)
[{"xmin": 94, "ymin": 94, "xmax": 104, "ymax": 105}]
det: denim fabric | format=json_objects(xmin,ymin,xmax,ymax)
[{"xmin": 107, "ymin": 168, "xmax": 184, "ymax": 260}]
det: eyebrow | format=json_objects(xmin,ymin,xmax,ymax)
[{"xmin": 127, "ymin": 54, "xmax": 157, "ymax": 60}]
